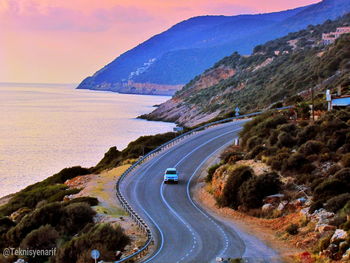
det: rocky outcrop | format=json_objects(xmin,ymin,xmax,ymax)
[
  {"xmin": 140, "ymin": 66, "xmax": 235, "ymax": 126},
  {"xmin": 78, "ymin": 80, "xmax": 182, "ymax": 96}
]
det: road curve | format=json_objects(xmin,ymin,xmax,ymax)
[{"xmin": 121, "ymin": 120, "xmax": 280, "ymax": 263}]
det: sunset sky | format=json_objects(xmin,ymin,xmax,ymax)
[{"xmin": 0, "ymin": 0, "xmax": 320, "ymax": 84}]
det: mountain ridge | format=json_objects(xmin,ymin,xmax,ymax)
[
  {"xmin": 78, "ymin": 0, "xmax": 350, "ymax": 96},
  {"xmin": 141, "ymin": 12, "xmax": 350, "ymax": 126},
  {"xmin": 77, "ymin": 4, "xmax": 314, "ymax": 94}
]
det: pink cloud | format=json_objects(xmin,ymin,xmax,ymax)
[
  {"xmin": 0, "ymin": 0, "xmax": 321, "ymax": 83},
  {"xmin": 1, "ymin": 0, "xmax": 157, "ymax": 32}
]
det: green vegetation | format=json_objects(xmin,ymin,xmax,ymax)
[
  {"xmin": 0, "ymin": 166, "xmax": 91, "ymax": 217},
  {"xmin": 238, "ymin": 172, "xmax": 281, "ymax": 209},
  {"xmin": 207, "ymin": 108, "xmax": 350, "ymax": 225},
  {"xmin": 206, "ymin": 163, "xmax": 221, "ymax": 183},
  {"xmin": 52, "ymin": 223, "xmax": 129, "ymax": 263},
  {"xmin": 286, "ymin": 223, "xmax": 299, "ymax": 235},
  {"xmin": 170, "ymin": 14, "xmax": 350, "ymax": 119},
  {"xmin": 93, "ymin": 132, "xmax": 177, "ymax": 172},
  {"xmin": 217, "ymin": 166, "xmax": 253, "ymax": 208},
  {"xmin": 0, "ymin": 128, "xmax": 182, "ymax": 262}
]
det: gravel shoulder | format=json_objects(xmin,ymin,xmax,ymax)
[{"xmin": 191, "ymin": 148, "xmax": 303, "ymax": 263}]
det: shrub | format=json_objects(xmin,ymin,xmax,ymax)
[
  {"xmin": 0, "ymin": 166, "xmax": 90, "ymax": 217},
  {"xmin": 278, "ymin": 123, "xmax": 297, "ymax": 134},
  {"xmin": 337, "ymin": 143, "xmax": 350, "ymax": 154},
  {"xmin": 299, "ymin": 140, "xmax": 326, "ymax": 156},
  {"xmin": 313, "ymin": 179, "xmax": 348, "ymax": 203},
  {"xmin": 66, "ymin": 197, "xmax": 99, "ymax": 207},
  {"xmin": 121, "ymin": 132, "xmax": 177, "ymax": 160},
  {"xmin": 276, "ymin": 132, "xmax": 296, "ymax": 148},
  {"xmin": 246, "ymin": 136, "xmax": 263, "ymax": 151},
  {"xmin": 296, "ymin": 125, "xmax": 319, "ymax": 145},
  {"xmin": 342, "ymin": 220, "xmax": 350, "ymax": 231},
  {"xmin": 309, "ymin": 200, "xmax": 324, "ymax": 214},
  {"xmin": 0, "ymin": 217, "xmax": 15, "ymax": 235},
  {"xmin": 268, "ymin": 130, "xmax": 279, "ymax": 146},
  {"xmin": 93, "ymin": 146, "xmax": 122, "ymax": 173},
  {"xmin": 6, "ymin": 202, "xmax": 95, "ymax": 246},
  {"xmin": 286, "ymin": 223, "xmax": 299, "ymax": 235},
  {"xmin": 334, "ymin": 168, "xmax": 350, "ymax": 187},
  {"xmin": 217, "ymin": 166, "xmax": 254, "ymax": 208},
  {"xmin": 220, "ymin": 147, "xmax": 245, "ymax": 164},
  {"xmin": 0, "ymin": 184, "xmax": 69, "ymax": 216},
  {"xmin": 327, "ymin": 164, "xmax": 342, "ymax": 176},
  {"xmin": 317, "ymin": 233, "xmax": 333, "ymax": 252},
  {"xmin": 268, "ymin": 150, "xmax": 290, "ymax": 171},
  {"xmin": 247, "ymin": 145, "xmax": 266, "ymax": 159},
  {"xmin": 321, "ymin": 119, "xmax": 348, "ymax": 137},
  {"xmin": 20, "ymin": 225, "xmax": 59, "ymax": 263},
  {"xmin": 339, "ymin": 200, "xmax": 350, "ymax": 217},
  {"xmin": 341, "ymin": 153, "xmax": 350, "ymax": 167},
  {"xmin": 270, "ymin": 159, "xmax": 283, "ymax": 171},
  {"xmin": 261, "ymin": 147, "xmax": 278, "ymax": 157},
  {"xmin": 6, "ymin": 202, "xmax": 63, "ymax": 246},
  {"xmin": 206, "ymin": 163, "xmax": 221, "ymax": 183},
  {"xmin": 282, "ymin": 153, "xmax": 313, "ymax": 173},
  {"xmin": 52, "ymin": 223, "xmax": 129, "ymax": 263},
  {"xmin": 295, "ymin": 173, "xmax": 318, "ymax": 185},
  {"xmin": 25, "ymin": 167, "xmax": 90, "ymax": 190},
  {"xmin": 335, "ymin": 110, "xmax": 350, "ymax": 122},
  {"xmin": 325, "ymin": 193, "xmax": 350, "ymax": 212},
  {"xmin": 327, "ymin": 129, "xmax": 348, "ymax": 150},
  {"xmin": 47, "ymin": 188, "xmax": 81, "ymax": 203},
  {"xmin": 61, "ymin": 203, "xmax": 96, "ymax": 234},
  {"xmin": 239, "ymin": 172, "xmax": 282, "ymax": 209},
  {"xmin": 329, "ymin": 216, "xmax": 347, "ymax": 227}
]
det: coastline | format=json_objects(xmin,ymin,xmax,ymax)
[{"xmin": 0, "ymin": 84, "xmax": 176, "ymax": 198}]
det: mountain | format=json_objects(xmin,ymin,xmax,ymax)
[
  {"xmin": 141, "ymin": 13, "xmax": 350, "ymax": 126},
  {"xmin": 77, "ymin": 7, "xmax": 306, "ymax": 95},
  {"xmin": 78, "ymin": 0, "xmax": 350, "ymax": 95}
]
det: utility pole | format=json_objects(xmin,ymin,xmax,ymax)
[{"xmin": 311, "ymin": 85, "xmax": 315, "ymax": 121}]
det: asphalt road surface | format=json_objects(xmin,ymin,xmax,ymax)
[{"xmin": 121, "ymin": 120, "xmax": 281, "ymax": 263}]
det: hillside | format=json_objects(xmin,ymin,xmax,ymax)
[
  {"xmin": 77, "ymin": 0, "xmax": 350, "ymax": 95},
  {"xmin": 0, "ymin": 131, "xmax": 178, "ymax": 263},
  {"xmin": 203, "ymin": 109, "xmax": 350, "ymax": 261},
  {"xmin": 143, "ymin": 13, "xmax": 350, "ymax": 126}
]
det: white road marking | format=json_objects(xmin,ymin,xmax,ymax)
[
  {"xmin": 167, "ymin": 128, "xmax": 241, "ymax": 262},
  {"xmin": 122, "ymin": 123, "xmax": 243, "ymax": 262}
]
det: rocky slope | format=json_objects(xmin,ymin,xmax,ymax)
[
  {"xmin": 77, "ymin": 0, "xmax": 350, "ymax": 95},
  {"xmin": 84, "ymin": 80, "xmax": 182, "ymax": 96},
  {"xmin": 142, "ymin": 13, "xmax": 350, "ymax": 127},
  {"xmin": 205, "ymin": 110, "xmax": 350, "ymax": 261}
]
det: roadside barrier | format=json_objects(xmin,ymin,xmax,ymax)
[{"xmin": 114, "ymin": 106, "xmax": 292, "ymax": 262}]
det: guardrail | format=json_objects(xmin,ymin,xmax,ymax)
[{"xmin": 114, "ymin": 106, "xmax": 293, "ymax": 263}]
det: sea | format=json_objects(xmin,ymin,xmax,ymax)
[{"xmin": 0, "ymin": 83, "xmax": 175, "ymax": 197}]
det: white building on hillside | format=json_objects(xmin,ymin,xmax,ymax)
[{"xmin": 322, "ymin": 26, "xmax": 350, "ymax": 45}]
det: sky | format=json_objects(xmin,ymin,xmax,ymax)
[{"xmin": 0, "ymin": 0, "xmax": 320, "ymax": 84}]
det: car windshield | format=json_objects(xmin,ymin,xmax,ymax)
[{"xmin": 166, "ymin": 170, "xmax": 177, "ymax": 174}]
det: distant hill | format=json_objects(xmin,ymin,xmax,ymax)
[
  {"xmin": 142, "ymin": 13, "xmax": 350, "ymax": 126},
  {"xmin": 78, "ymin": 0, "xmax": 350, "ymax": 95}
]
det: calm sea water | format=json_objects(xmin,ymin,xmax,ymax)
[{"xmin": 0, "ymin": 83, "xmax": 175, "ymax": 197}]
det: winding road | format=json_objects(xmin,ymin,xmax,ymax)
[{"xmin": 121, "ymin": 120, "xmax": 281, "ymax": 263}]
